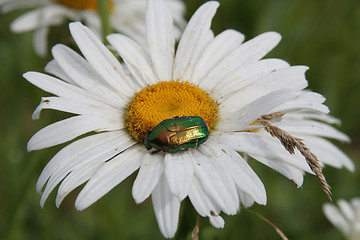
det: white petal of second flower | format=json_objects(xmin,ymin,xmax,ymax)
[
  {"xmin": 10, "ymin": 5, "xmax": 70, "ymax": 32},
  {"xmin": 33, "ymin": 26, "xmax": 48, "ymax": 57},
  {"xmin": 338, "ymin": 199, "xmax": 356, "ymax": 222},
  {"xmin": 1, "ymin": 0, "xmax": 49, "ymax": 13},
  {"xmin": 323, "ymin": 203, "xmax": 351, "ymax": 236}
]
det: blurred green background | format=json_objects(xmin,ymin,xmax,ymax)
[{"xmin": 1, "ymin": 0, "xmax": 360, "ymax": 239}]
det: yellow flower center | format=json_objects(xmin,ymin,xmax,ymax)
[
  {"xmin": 55, "ymin": 0, "xmax": 113, "ymax": 11},
  {"xmin": 126, "ymin": 81, "xmax": 218, "ymax": 142}
]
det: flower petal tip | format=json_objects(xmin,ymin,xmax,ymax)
[
  {"xmin": 26, "ymin": 141, "xmax": 35, "ymax": 152},
  {"xmin": 209, "ymin": 215, "xmax": 225, "ymax": 228}
]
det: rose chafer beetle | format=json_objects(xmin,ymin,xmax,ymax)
[{"xmin": 145, "ymin": 116, "xmax": 209, "ymax": 154}]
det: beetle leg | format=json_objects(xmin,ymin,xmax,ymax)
[{"xmin": 150, "ymin": 149, "xmax": 162, "ymax": 155}]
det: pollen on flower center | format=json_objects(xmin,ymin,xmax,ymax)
[
  {"xmin": 126, "ymin": 81, "xmax": 218, "ymax": 142},
  {"xmin": 55, "ymin": 0, "xmax": 113, "ymax": 11}
]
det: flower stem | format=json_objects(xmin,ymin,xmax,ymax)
[
  {"xmin": 4, "ymin": 152, "xmax": 44, "ymax": 239},
  {"xmin": 175, "ymin": 199, "xmax": 198, "ymax": 240},
  {"xmin": 97, "ymin": 0, "xmax": 112, "ymax": 40}
]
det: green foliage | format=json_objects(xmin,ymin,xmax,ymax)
[{"xmin": 1, "ymin": 0, "xmax": 360, "ymax": 239}]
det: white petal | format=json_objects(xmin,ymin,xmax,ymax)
[
  {"xmin": 1, "ymin": 0, "xmax": 48, "ymax": 13},
  {"xmin": 232, "ymin": 31, "xmax": 282, "ymax": 62},
  {"xmin": 146, "ymin": 0, "xmax": 174, "ymax": 82},
  {"xmin": 173, "ymin": 1, "xmax": 219, "ymax": 81},
  {"xmin": 23, "ymin": 72, "xmax": 109, "ymax": 107},
  {"xmin": 80, "ymin": 11, "xmax": 101, "ymax": 37},
  {"xmin": 202, "ymin": 32, "xmax": 281, "ymax": 87},
  {"xmin": 323, "ymin": 203, "xmax": 350, "ymax": 236},
  {"xmin": 110, "ymin": 1, "xmax": 147, "ymax": 45},
  {"xmin": 132, "ymin": 152, "xmax": 165, "ymax": 204},
  {"xmin": 51, "ymin": 44, "xmax": 126, "ymax": 107},
  {"xmin": 216, "ymin": 89, "xmax": 296, "ymax": 131},
  {"xmin": 36, "ymin": 131, "xmax": 124, "ymax": 192},
  {"xmin": 69, "ymin": 22, "xmax": 135, "ymax": 98},
  {"xmin": 75, "ymin": 146, "xmax": 145, "ymax": 210},
  {"xmin": 32, "ymin": 96, "xmax": 120, "ymax": 120},
  {"xmin": 56, "ymin": 162, "xmax": 103, "ymax": 207},
  {"xmin": 107, "ymin": 34, "xmax": 158, "ymax": 87},
  {"xmin": 10, "ymin": 5, "xmax": 68, "ymax": 32},
  {"xmin": 351, "ymin": 198, "xmax": 360, "ymax": 209},
  {"xmin": 164, "ymin": 151, "xmax": 193, "ymax": 201},
  {"xmin": 28, "ymin": 115, "xmax": 122, "ymax": 151},
  {"xmin": 201, "ymin": 141, "xmax": 266, "ymax": 205},
  {"xmin": 192, "ymin": 29, "xmax": 245, "ymax": 85},
  {"xmin": 284, "ymin": 111, "xmax": 341, "ymax": 125},
  {"xmin": 209, "ymin": 215, "xmax": 225, "ymax": 228},
  {"xmin": 33, "ymin": 26, "xmax": 48, "ymax": 56},
  {"xmin": 218, "ymin": 66, "xmax": 308, "ymax": 108},
  {"xmin": 191, "ymin": 149, "xmax": 238, "ymax": 215},
  {"xmin": 209, "ymin": 58, "xmax": 290, "ymax": 99},
  {"xmin": 180, "ymin": 30, "xmax": 214, "ymax": 82},
  {"xmin": 38, "ymin": 131, "xmax": 136, "ymax": 206},
  {"xmin": 152, "ymin": 173, "xmax": 181, "ymax": 238},
  {"xmin": 213, "ymin": 132, "xmax": 311, "ymax": 172},
  {"xmin": 297, "ymin": 135, "xmax": 354, "ymax": 171},
  {"xmin": 272, "ymin": 91, "xmax": 329, "ymax": 113},
  {"xmin": 188, "ymin": 175, "xmax": 221, "ymax": 217},
  {"xmin": 167, "ymin": 0, "xmax": 187, "ymax": 28},
  {"xmin": 238, "ymin": 190, "xmax": 255, "ymax": 208},
  {"xmin": 338, "ymin": 200, "xmax": 356, "ymax": 222},
  {"xmin": 45, "ymin": 59, "xmax": 75, "ymax": 85},
  {"xmin": 279, "ymin": 120, "xmax": 350, "ymax": 142},
  {"xmin": 110, "ymin": 12, "xmax": 147, "ymax": 46},
  {"xmin": 250, "ymin": 154, "xmax": 305, "ymax": 187}
]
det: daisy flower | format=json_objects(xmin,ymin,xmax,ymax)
[
  {"xmin": 0, "ymin": 0, "xmax": 186, "ymax": 56},
  {"xmin": 323, "ymin": 198, "xmax": 360, "ymax": 240},
  {"xmin": 24, "ymin": 0, "xmax": 353, "ymax": 238}
]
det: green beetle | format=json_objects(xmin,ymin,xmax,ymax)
[{"xmin": 145, "ymin": 116, "xmax": 209, "ymax": 154}]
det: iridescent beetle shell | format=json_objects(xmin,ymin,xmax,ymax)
[{"xmin": 144, "ymin": 116, "xmax": 210, "ymax": 154}]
